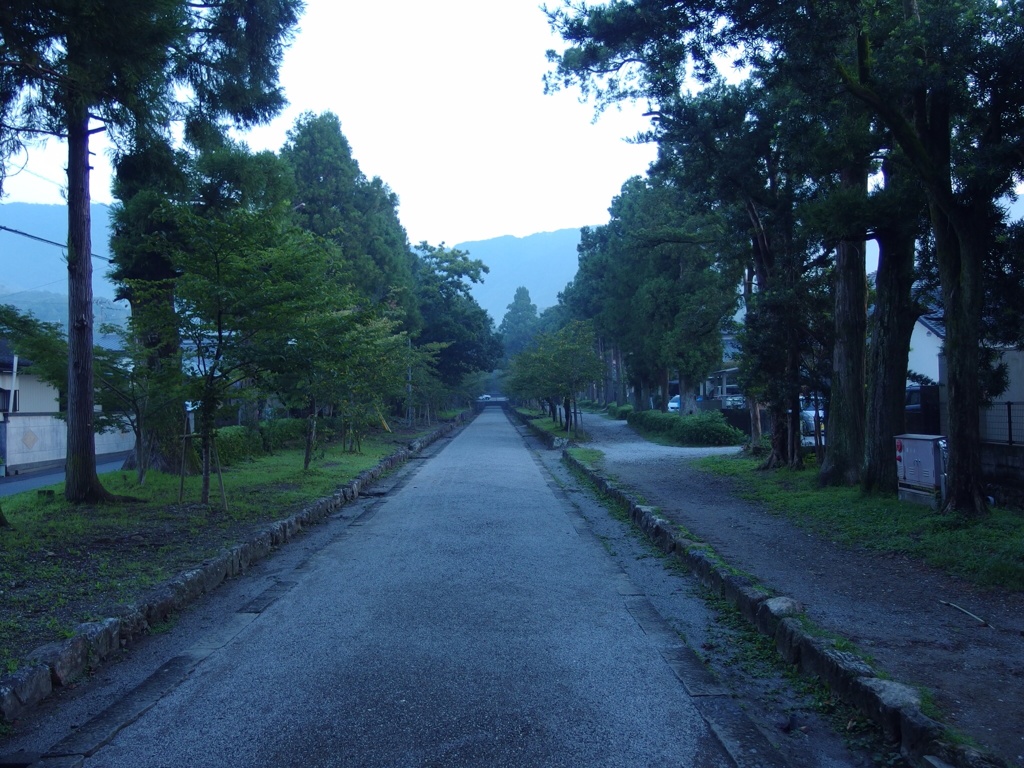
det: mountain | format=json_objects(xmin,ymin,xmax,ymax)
[
  {"xmin": 0, "ymin": 202, "xmax": 119, "ymax": 300},
  {"xmin": 0, "ymin": 202, "xmax": 129, "ymax": 334},
  {"xmin": 456, "ymin": 228, "xmax": 583, "ymax": 325},
  {"xmin": 0, "ymin": 202, "xmax": 585, "ymax": 330}
]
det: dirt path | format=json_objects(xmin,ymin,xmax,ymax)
[{"xmin": 582, "ymin": 415, "xmax": 1024, "ymax": 767}]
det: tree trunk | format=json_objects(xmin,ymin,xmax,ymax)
[
  {"xmin": 119, "ymin": 278, "xmax": 191, "ymax": 477},
  {"xmin": 820, "ymin": 229, "xmax": 867, "ymax": 486},
  {"xmin": 747, "ymin": 396, "xmax": 763, "ymax": 452},
  {"xmin": 198, "ymin": 403, "xmax": 216, "ymax": 505},
  {"xmin": 134, "ymin": 412, "xmax": 147, "ymax": 486},
  {"xmin": 304, "ymin": 397, "xmax": 317, "ymax": 471},
  {"xmin": 863, "ymin": 215, "xmax": 919, "ymax": 493},
  {"xmin": 615, "ymin": 345, "xmax": 626, "ymax": 406},
  {"xmin": 64, "ymin": 103, "xmax": 113, "ymax": 503},
  {"xmin": 200, "ymin": 428, "xmax": 212, "ymax": 505},
  {"xmin": 760, "ymin": 404, "xmax": 790, "ymax": 470},
  {"xmin": 933, "ymin": 202, "xmax": 987, "ymax": 516}
]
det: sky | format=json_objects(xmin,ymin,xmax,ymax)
[{"xmin": 0, "ymin": 0, "xmax": 659, "ymax": 247}]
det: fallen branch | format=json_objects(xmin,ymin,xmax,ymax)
[{"xmin": 939, "ymin": 600, "xmax": 992, "ymax": 628}]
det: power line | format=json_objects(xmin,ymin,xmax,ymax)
[
  {"xmin": 0, "ymin": 278, "xmax": 69, "ymax": 300},
  {"xmin": 0, "ymin": 224, "xmax": 112, "ymax": 263},
  {"xmin": 16, "ymin": 165, "xmax": 67, "ymax": 191}
]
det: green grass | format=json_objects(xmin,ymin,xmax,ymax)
[
  {"xmin": 0, "ymin": 425, "xmax": 439, "ymax": 674},
  {"xmin": 695, "ymin": 454, "xmax": 1024, "ymax": 591},
  {"xmin": 516, "ymin": 407, "xmax": 590, "ymax": 441},
  {"xmin": 567, "ymin": 446, "xmax": 604, "ymax": 466}
]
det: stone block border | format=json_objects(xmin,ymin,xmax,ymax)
[
  {"xmin": 0, "ymin": 415, "xmax": 468, "ymax": 725},
  {"xmin": 561, "ymin": 449, "xmax": 1008, "ymax": 768},
  {"xmin": 508, "ymin": 407, "xmax": 570, "ymax": 450}
]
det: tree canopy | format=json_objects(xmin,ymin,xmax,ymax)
[
  {"xmin": 545, "ymin": 0, "xmax": 1024, "ymax": 515},
  {"xmin": 0, "ymin": 0, "xmax": 303, "ymax": 502}
]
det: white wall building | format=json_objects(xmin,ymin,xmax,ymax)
[{"xmin": 1, "ymin": 343, "xmax": 134, "ymax": 475}]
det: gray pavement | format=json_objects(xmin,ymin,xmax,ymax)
[
  {"xmin": 0, "ymin": 455, "xmax": 129, "ymax": 497},
  {"xmin": 19, "ymin": 409, "xmax": 740, "ymax": 767},
  {"xmin": 575, "ymin": 414, "xmax": 1024, "ymax": 768}
]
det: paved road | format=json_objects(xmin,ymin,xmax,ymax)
[
  {"xmin": 32, "ymin": 409, "xmax": 737, "ymax": 767},
  {"xmin": 0, "ymin": 455, "xmax": 128, "ymax": 497},
  {"xmin": 578, "ymin": 414, "xmax": 1024, "ymax": 767}
]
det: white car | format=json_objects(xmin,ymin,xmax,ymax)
[{"xmin": 667, "ymin": 395, "xmax": 680, "ymax": 413}]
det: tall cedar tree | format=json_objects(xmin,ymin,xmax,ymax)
[
  {"xmin": 0, "ymin": 0, "xmax": 301, "ymax": 502},
  {"xmin": 546, "ymin": 0, "xmax": 1024, "ymax": 511}
]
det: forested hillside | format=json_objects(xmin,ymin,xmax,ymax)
[
  {"xmin": 0, "ymin": 202, "xmax": 129, "ymax": 334},
  {"xmin": 457, "ymin": 228, "xmax": 581, "ymax": 322}
]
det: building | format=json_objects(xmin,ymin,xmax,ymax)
[{"xmin": 1, "ymin": 340, "xmax": 134, "ymax": 476}]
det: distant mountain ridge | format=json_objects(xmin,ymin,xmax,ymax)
[
  {"xmin": 1, "ymin": 202, "xmax": 584, "ymax": 330},
  {"xmin": 1, "ymin": 202, "xmax": 129, "ymax": 333},
  {"xmin": 0, "ymin": 202, "xmax": 118, "ymax": 300},
  {"xmin": 456, "ymin": 228, "xmax": 583, "ymax": 324}
]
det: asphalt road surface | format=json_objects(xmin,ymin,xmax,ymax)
[
  {"xmin": 36, "ymin": 409, "xmax": 739, "ymax": 767},
  {"xmin": 0, "ymin": 455, "xmax": 128, "ymax": 497}
]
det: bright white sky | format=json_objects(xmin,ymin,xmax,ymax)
[{"xmin": 1, "ymin": 0, "xmax": 658, "ymax": 246}]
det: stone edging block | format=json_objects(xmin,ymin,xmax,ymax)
[
  {"xmin": 507, "ymin": 408, "xmax": 570, "ymax": 450},
  {"xmin": 560, "ymin": 449, "xmax": 1009, "ymax": 768},
  {"xmin": 0, "ymin": 414, "xmax": 467, "ymax": 724}
]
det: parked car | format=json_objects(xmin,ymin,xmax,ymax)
[
  {"xmin": 800, "ymin": 396, "xmax": 825, "ymax": 443},
  {"xmin": 668, "ymin": 395, "xmax": 680, "ymax": 413},
  {"xmin": 478, "ymin": 394, "xmax": 491, "ymax": 401}
]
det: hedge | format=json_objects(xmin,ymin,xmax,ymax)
[
  {"xmin": 607, "ymin": 403, "xmax": 634, "ymax": 420},
  {"xmin": 213, "ymin": 418, "xmax": 309, "ymax": 467},
  {"xmin": 626, "ymin": 409, "xmax": 745, "ymax": 446},
  {"xmin": 214, "ymin": 426, "xmax": 264, "ymax": 467},
  {"xmin": 259, "ymin": 418, "xmax": 308, "ymax": 451}
]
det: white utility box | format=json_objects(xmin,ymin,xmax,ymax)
[{"xmin": 895, "ymin": 434, "xmax": 945, "ymax": 508}]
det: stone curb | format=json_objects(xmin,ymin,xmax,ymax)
[
  {"xmin": 0, "ymin": 415, "xmax": 468, "ymax": 725},
  {"xmin": 561, "ymin": 449, "xmax": 1009, "ymax": 768},
  {"xmin": 507, "ymin": 407, "xmax": 570, "ymax": 450}
]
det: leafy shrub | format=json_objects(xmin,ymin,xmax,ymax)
[
  {"xmin": 672, "ymin": 410, "xmax": 746, "ymax": 446},
  {"xmin": 608, "ymin": 403, "xmax": 633, "ymax": 420},
  {"xmin": 259, "ymin": 418, "xmax": 308, "ymax": 452},
  {"xmin": 626, "ymin": 409, "xmax": 677, "ymax": 435},
  {"xmin": 627, "ymin": 409, "xmax": 745, "ymax": 446},
  {"xmin": 214, "ymin": 426, "xmax": 264, "ymax": 467}
]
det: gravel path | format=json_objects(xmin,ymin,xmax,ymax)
[{"xmin": 583, "ymin": 415, "xmax": 1024, "ymax": 768}]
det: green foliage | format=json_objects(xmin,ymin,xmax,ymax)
[
  {"xmin": 499, "ymin": 286, "xmax": 541, "ymax": 362},
  {"xmin": 281, "ymin": 111, "xmax": 417, "ymax": 319},
  {"xmin": 627, "ymin": 409, "xmax": 746, "ymax": 446},
  {"xmin": 563, "ymin": 176, "xmax": 741, "ymax": 400},
  {"xmin": 213, "ymin": 419, "xmax": 319, "ymax": 467},
  {"xmin": 259, "ymin": 418, "xmax": 308, "ymax": 451},
  {"xmin": 0, "ymin": 305, "xmax": 69, "ymax": 391},
  {"xmin": 506, "ymin": 320, "xmax": 604, "ymax": 404},
  {"xmin": 607, "ymin": 403, "xmax": 633, "ymax": 420},
  {"xmin": 412, "ymin": 242, "xmax": 502, "ymax": 387},
  {"xmin": 1, "ymin": 0, "xmax": 302, "ymax": 502},
  {"xmin": 213, "ymin": 427, "xmax": 263, "ymax": 467}
]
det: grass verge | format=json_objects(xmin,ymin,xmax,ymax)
[
  {"xmin": 695, "ymin": 454, "xmax": 1024, "ymax": 591},
  {"xmin": 0, "ymin": 424, "xmax": 438, "ymax": 674},
  {"xmin": 514, "ymin": 407, "xmax": 590, "ymax": 442}
]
